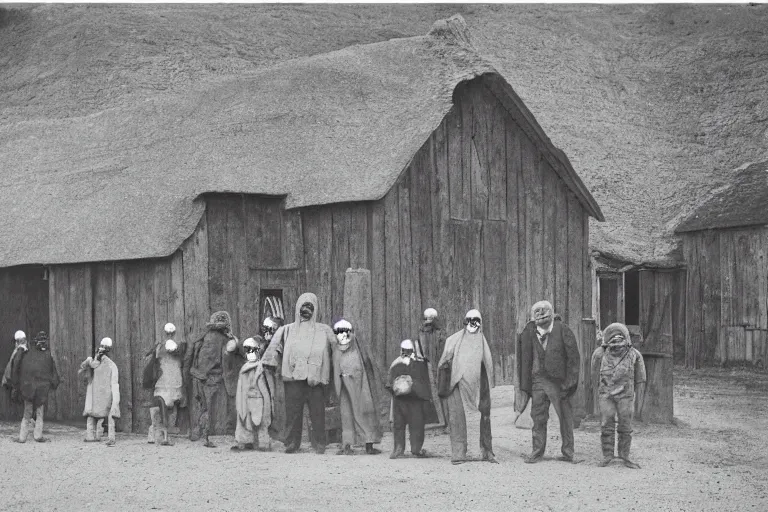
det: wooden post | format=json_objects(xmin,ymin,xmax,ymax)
[{"xmin": 579, "ymin": 318, "xmax": 597, "ymax": 419}]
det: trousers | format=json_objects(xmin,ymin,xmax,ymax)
[
  {"xmin": 599, "ymin": 395, "xmax": 634, "ymax": 459},
  {"xmin": 86, "ymin": 415, "xmax": 115, "ymax": 442},
  {"xmin": 445, "ymin": 376, "xmax": 494, "ymax": 462},
  {"xmin": 283, "ymin": 380, "xmax": 326, "ymax": 449},
  {"xmin": 530, "ymin": 375, "xmax": 574, "ymax": 459},
  {"xmin": 19, "ymin": 401, "xmax": 44, "ymax": 442},
  {"xmin": 392, "ymin": 396, "xmax": 425, "ymax": 454}
]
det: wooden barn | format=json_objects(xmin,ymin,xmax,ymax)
[
  {"xmin": 0, "ymin": 17, "xmax": 603, "ymax": 431},
  {"xmin": 591, "ymin": 253, "xmax": 685, "ymax": 423},
  {"xmin": 675, "ymin": 161, "xmax": 768, "ymax": 369}
]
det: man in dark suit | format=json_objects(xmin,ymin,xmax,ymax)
[{"xmin": 516, "ymin": 300, "xmax": 581, "ymax": 463}]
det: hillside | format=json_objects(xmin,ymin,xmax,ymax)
[{"xmin": 1, "ymin": 3, "xmax": 767, "ymax": 265}]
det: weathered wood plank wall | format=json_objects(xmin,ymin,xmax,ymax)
[
  {"xmin": 0, "ymin": 266, "xmax": 49, "ymax": 420},
  {"xmin": 683, "ymin": 226, "xmax": 768, "ymax": 367},
  {"xmin": 374, "ymin": 78, "xmax": 592, "ymax": 390}
]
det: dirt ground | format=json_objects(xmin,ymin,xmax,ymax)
[{"xmin": 1, "ymin": 367, "xmax": 766, "ymax": 512}]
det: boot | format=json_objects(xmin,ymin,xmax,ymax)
[
  {"xmin": 337, "ymin": 443, "xmax": 354, "ymax": 455},
  {"xmin": 17, "ymin": 417, "xmax": 29, "ymax": 443},
  {"xmin": 148, "ymin": 407, "xmax": 159, "ymax": 444},
  {"xmin": 618, "ymin": 432, "xmax": 639, "ymax": 468},
  {"xmin": 33, "ymin": 406, "xmax": 48, "ymax": 442},
  {"xmin": 365, "ymin": 443, "xmax": 381, "ymax": 455},
  {"xmin": 96, "ymin": 418, "xmax": 104, "ymax": 440}
]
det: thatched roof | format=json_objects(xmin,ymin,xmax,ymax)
[
  {"xmin": 675, "ymin": 161, "xmax": 768, "ymax": 233},
  {"xmin": 0, "ymin": 15, "xmax": 601, "ymax": 269}
]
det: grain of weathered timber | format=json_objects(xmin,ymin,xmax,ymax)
[
  {"xmin": 246, "ymin": 196, "xmax": 280, "ymax": 269},
  {"xmin": 302, "ymin": 208, "xmax": 320, "ymax": 309},
  {"xmin": 433, "ymin": 116, "xmax": 454, "ymax": 336},
  {"xmin": 483, "ymin": 220, "xmax": 507, "ymax": 383},
  {"xmin": 206, "ymin": 198, "xmax": 229, "ymax": 316},
  {"xmin": 92, "ymin": 263, "xmax": 116, "ymax": 345},
  {"xmin": 348, "ymin": 203, "xmax": 369, "ymax": 270},
  {"xmin": 554, "ymin": 180, "xmax": 569, "ymax": 323},
  {"xmin": 701, "ymin": 230, "xmax": 720, "ymax": 364},
  {"xmin": 672, "ymin": 269, "xmax": 687, "ymax": 364},
  {"xmin": 523, "ymin": 135, "xmax": 543, "ymax": 316},
  {"xmin": 370, "ymin": 201, "xmax": 387, "ymax": 371},
  {"xmin": 153, "ymin": 260, "xmax": 171, "ymax": 341},
  {"xmin": 541, "ymin": 161, "xmax": 556, "ymax": 306},
  {"xmin": 182, "ymin": 213, "xmax": 209, "ymax": 342},
  {"xmin": 227, "ymin": 197, "xmax": 246, "ymax": 336},
  {"xmin": 576, "ymin": 211, "xmax": 591, "ymax": 422},
  {"xmin": 504, "ymin": 118, "xmax": 521, "ymax": 355},
  {"xmin": 398, "ymin": 172, "xmax": 418, "ymax": 338},
  {"xmin": 461, "ymin": 88, "xmax": 475, "ymax": 222},
  {"xmin": 758, "ymin": 229, "xmax": 768, "ymax": 331},
  {"xmin": 566, "ymin": 192, "xmax": 583, "ymax": 332},
  {"xmin": 447, "ymin": 97, "xmax": 466, "ymax": 221},
  {"xmin": 331, "ymin": 205, "xmax": 351, "ymax": 322},
  {"xmin": 50, "ymin": 265, "xmax": 93, "ymax": 421},
  {"xmin": 133, "ymin": 263, "xmax": 157, "ymax": 433},
  {"xmin": 170, "ymin": 250, "xmax": 185, "ymax": 336},
  {"xmin": 383, "ymin": 186, "xmax": 402, "ymax": 362},
  {"xmin": 113, "ymin": 263, "xmax": 133, "ymax": 431},
  {"xmin": 482, "ymin": 84, "xmax": 507, "ymax": 222},
  {"xmin": 452, "ymin": 220, "xmax": 482, "ymax": 320},
  {"xmin": 691, "ymin": 235, "xmax": 705, "ymax": 366},
  {"xmin": 411, "ymin": 142, "xmax": 435, "ymax": 313},
  {"xmin": 642, "ymin": 356, "xmax": 674, "ymax": 423},
  {"xmin": 315, "ymin": 209, "xmax": 334, "ymax": 324},
  {"xmin": 470, "ymin": 136, "xmax": 490, "ymax": 221},
  {"xmin": 506, "ymin": 120, "xmax": 526, "ymax": 334}
]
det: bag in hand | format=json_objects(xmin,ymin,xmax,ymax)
[
  {"xmin": 392, "ymin": 375, "xmax": 413, "ymax": 396},
  {"xmin": 437, "ymin": 361, "xmax": 453, "ymax": 398}
]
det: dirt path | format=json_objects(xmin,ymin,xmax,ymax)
[{"xmin": 1, "ymin": 368, "xmax": 766, "ymax": 511}]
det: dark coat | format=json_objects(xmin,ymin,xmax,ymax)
[
  {"xmin": 386, "ymin": 357, "xmax": 432, "ymax": 402},
  {"xmin": 11, "ymin": 347, "xmax": 60, "ymax": 408},
  {"xmin": 516, "ymin": 320, "xmax": 580, "ymax": 396},
  {"xmin": 183, "ymin": 330, "xmax": 239, "ymax": 397}
]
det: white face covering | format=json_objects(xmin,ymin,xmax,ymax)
[
  {"xmin": 336, "ymin": 332, "xmax": 352, "ymax": 351},
  {"xmin": 466, "ymin": 324, "xmax": 480, "ymax": 334},
  {"xmin": 246, "ymin": 352, "xmax": 258, "ymax": 362}
]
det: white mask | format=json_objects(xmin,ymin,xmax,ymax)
[
  {"xmin": 467, "ymin": 324, "xmax": 480, "ymax": 334},
  {"xmin": 336, "ymin": 332, "xmax": 350, "ymax": 345},
  {"xmin": 246, "ymin": 352, "xmax": 258, "ymax": 362}
]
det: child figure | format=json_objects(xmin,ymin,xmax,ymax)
[
  {"xmin": 386, "ymin": 339, "xmax": 431, "ymax": 459},
  {"xmin": 591, "ymin": 322, "xmax": 646, "ymax": 469},
  {"xmin": 231, "ymin": 337, "xmax": 273, "ymax": 452},
  {"xmin": 80, "ymin": 337, "xmax": 120, "ymax": 446}
]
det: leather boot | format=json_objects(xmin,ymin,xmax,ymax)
[{"xmin": 365, "ymin": 443, "xmax": 381, "ymax": 455}]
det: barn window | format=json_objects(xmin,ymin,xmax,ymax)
[{"xmin": 259, "ymin": 289, "xmax": 285, "ymax": 322}]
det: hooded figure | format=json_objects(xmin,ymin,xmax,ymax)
[
  {"xmin": 591, "ymin": 322, "xmax": 646, "ymax": 469},
  {"xmin": 516, "ymin": 300, "xmax": 581, "ymax": 464},
  {"xmin": 331, "ymin": 319, "xmax": 383, "ymax": 455},
  {"xmin": 80, "ymin": 337, "xmax": 121, "ymax": 445},
  {"xmin": 262, "ymin": 293, "xmax": 333, "ymax": 454},
  {"xmin": 143, "ymin": 322, "xmax": 187, "ymax": 446},
  {"xmin": 417, "ymin": 308, "xmax": 447, "ymax": 429},
  {"xmin": 10, "ymin": 331, "xmax": 60, "ymax": 443},
  {"xmin": 184, "ymin": 310, "xmax": 238, "ymax": 447},
  {"xmin": 438, "ymin": 309, "xmax": 496, "ymax": 464},
  {"xmin": 231, "ymin": 337, "xmax": 274, "ymax": 452}
]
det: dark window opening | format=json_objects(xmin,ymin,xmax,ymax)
[
  {"xmin": 599, "ymin": 277, "xmax": 619, "ymax": 329},
  {"xmin": 259, "ymin": 289, "xmax": 285, "ymax": 323},
  {"xmin": 624, "ymin": 270, "xmax": 640, "ymax": 326}
]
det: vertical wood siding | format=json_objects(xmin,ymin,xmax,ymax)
[{"xmin": 684, "ymin": 226, "xmax": 768, "ymax": 367}]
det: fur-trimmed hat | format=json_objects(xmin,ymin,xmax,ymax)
[{"xmin": 206, "ymin": 311, "xmax": 232, "ymax": 332}]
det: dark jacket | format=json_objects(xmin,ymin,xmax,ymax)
[
  {"xmin": 386, "ymin": 357, "xmax": 431, "ymax": 401},
  {"xmin": 516, "ymin": 320, "xmax": 580, "ymax": 395},
  {"xmin": 11, "ymin": 347, "xmax": 60, "ymax": 408}
]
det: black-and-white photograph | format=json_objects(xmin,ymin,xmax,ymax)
[{"xmin": 1, "ymin": 2, "xmax": 766, "ymax": 510}]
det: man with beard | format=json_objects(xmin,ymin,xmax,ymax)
[
  {"xmin": 417, "ymin": 308, "xmax": 447, "ymax": 430},
  {"xmin": 80, "ymin": 337, "xmax": 121, "ymax": 446},
  {"xmin": 592, "ymin": 322, "xmax": 646, "ymax": 469},
  {"xmin": 263, "ymin": 293, "xmax": 333, "ymax": 454},
  {"xmin": 331, "ymin": 319, "xmax": 382, "ymax": 456},
  {"xmin": 144, "ymin": 323, "xmax": 186, "ymax": 446},
  {"xmin": 438, "ymin": 310, "xmax": 497, "ymax": 465},
  {"xmin": 184, "ymin": 311, "xmax": 238, "ymax": 448},
  {"xmin": 10, "ymin": 331, "xmax": 60, "ymax": 443},
  {"xmin": 517, "ymin": 300, "xmax": 581, "ymax": 464}
]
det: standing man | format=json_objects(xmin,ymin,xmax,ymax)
[
  {"xmin": 10, "ymin": 331, "xmax": 60, "ymax": 443},
  {"xmin": 417, "ymin": 308, "xmax": 447, "ymax": 430},
  {"xmin": 438, "ymin": 309, "xmax": 497, "ymax": 465},
  {"xmin": 184, "ymin": 310, "xmax": 238, "ymax": 448},
  {"xmin": 263, "ymin": 292, "xmax": 333, "ymax": 454},
  {"xmin": 592, "ymin": 322, "xmax": 646, "ymax": 469},
  {"xmin": 516, "ymin": 300, "xmax": 581, "ymax": 464},
  {"xmin": 80, "ymin": 337, "xmax": 121, "ymax": 446},
  {"xmin": 331, "ymin": 319, "xmax": 382, "ymax": 455}
]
